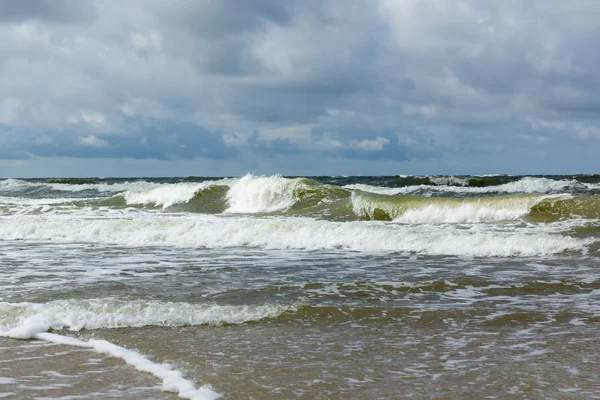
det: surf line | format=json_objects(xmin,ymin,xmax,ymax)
[{"xmin": 0, "ymin": 329, "xmax": 221, "ymax": 400}]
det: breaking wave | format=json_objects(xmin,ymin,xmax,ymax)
[
  {"xmin": 224, "ymin": 174, "xmax": 308, "ymax": 213},
  {"xmin": 350, "ymin": 192, "xmax": 600, "ymax": 222},
  {"xmin": 0, "ymin": 298, "xmax": 294, "ymax": 337},
  {"xmin": 345, "ymin": 177, "xmax": 587, "ymax": 195},
  {"xmin": 2, "ymin": 177, "xmax": 600, "ymax": 223},
  {"xmin": 2, "ymin": 175, "xmax": 600, "ymax": 223},
  {"xmin": 122, "ymin": 181, "xmax": 223, "ymax": 209},
  {"xmin": 0, "ymin": 213, "xmax": 590, "ymax": 256}
]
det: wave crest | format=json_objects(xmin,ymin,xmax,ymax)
[
  {"xmin": 225, "ymin": 174, "xmax": 308, "ymax": 213},
  {"xmin": 0, "ymin": 214, "xmax": 590, "ymax": 256},
  {"xmin": 122, "ymin": 182, "xmax": 217, "ymax": 208},
  {"xmin": 0, "ymin": 298, "xmax": 295, "ymax": 338}
]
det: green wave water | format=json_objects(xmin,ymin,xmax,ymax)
[{"xmin": 2, "ymin": 175, "xmax": 600, "ymax": 223}]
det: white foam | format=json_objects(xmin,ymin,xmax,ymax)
[
  {"xmin": 494, "ymin": 177, "xmax": 583, "ymax": 193},
  {"xmin": 118, "ymin": 175, "xmax": 311, "ymax": 211},
  {"xmin": 346, "ymin": 177, "xmax": 586, "ymax": 195},
  {"xmin": 33, "ymin": 332, "xmax": 221, "ymax": 400},
  {"xmin": 0, "ymin": 213, "xmax": 590, "ymax": 257},
  {"xmin": 350, "ymin": 192, "xmax": 559, "ymax": 223},
  {"xmin": 0, "ymin": 178, "xmax": 32, "ymax": 190},
  {"xmin": 0, "ymin": 299, "xmax": 294, "ymax": 333},
  {"xmin": 428, "ymin": 176, "xmax": 469, "ymax": 186},
  {"xmin": 345, "ymin": 184, "xmax": 407, "ymax": 196},
  {"xmin": 225, "ymin": 174, "xmax": 305, "ymax": 213},
  {"xmin": 395, "ymin": 203, "xmax": 533, "ymax": 224},
  {"xmin": 0, "ymin": 197, "xmax": 102, "ymax": 217},
  {"xmin": 0, "ymin": 298, "xmax": 295, "ymax": 399},
  {"xmin": 0, "ymin": 323, "xmax": 221, "ymax": 400},
  {"xmin": 0, "ymin": 196, "xmax": 93, "ymax": 206},
  {"xmin": 122, "ymin": 182, "xmax": 215, "ymax": 208},
  {"xmin": 0, "ymin": 179, "xmax": 165, "ymax": 194}
]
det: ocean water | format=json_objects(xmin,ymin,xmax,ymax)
[{"xmin": 1, "ymin": 174, "xmax": 599, "ymax": 399}]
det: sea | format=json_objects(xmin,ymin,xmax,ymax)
[{"xmin": 1, "ymin": 174, "xmax": 599, "ymax": 399}]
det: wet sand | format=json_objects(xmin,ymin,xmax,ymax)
[{"xmin": 0, "ymin": 337, "xmax": 175, "ymax": 400}]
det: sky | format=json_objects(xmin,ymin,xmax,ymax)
[{"xmin": 1, "ymin": 0, "xmax": 600, "ymax": 177}]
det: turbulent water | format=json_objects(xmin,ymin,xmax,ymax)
[{"xmin": 1, "ymin": 174, "xmax": 600, "ymax": 399}]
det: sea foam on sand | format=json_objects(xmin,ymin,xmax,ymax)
[{"xmin": 0, "ymin": 298, "xmax": 295, "ymax": 400}]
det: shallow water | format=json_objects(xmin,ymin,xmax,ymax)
[{"xmin": 1, "ymin": 175, "xmax": 599, "ymax": 398}]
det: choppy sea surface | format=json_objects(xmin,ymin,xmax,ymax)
[{"xmin": 1, "ymin": 174, "xmax": 600, "ymax": 399}]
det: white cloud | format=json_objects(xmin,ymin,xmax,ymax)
[
  {"xmin": 81, "ymin": 111, "xmax": 108, "ymax": 128},
  {"xmin": 122, "ymin": 98, "xmax": 170, "ymax": 119},
  {"xmin": 130, "ymin": 30, "xmax": 162, "ymax": 51},
  {"xmin": 313, "ymin": 137, "xmax": 345, "ymax": 151},
  {"xmin": 80, "ymin": 135, "xmax": 109, "ymax": 148},
  {"xmin": 403, "ymin": 104, "xmax": 439, "ymax": 119},
  {"xmin": 378, "ymin": 0, "xmax": 484, "ymax": 54},
  {"xmin": 528, "ymin": 117, "xmax": 600, "ymax": 140},
  {"xmin": 519, "ymin": 134, "xmax": 549, "ymax": 144},
  {"xmin": 350, "ymin": 137, "xmax": 390, "ymax": 151},
  {"xmin": 0, "ymin": 97, "xmax": 23, "ymax": 125},
  {"xmin": 34, "ymin": 135, "xmax": 53, "ymax": 145}
]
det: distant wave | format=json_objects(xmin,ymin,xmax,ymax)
[
  {"xmin": 2, "ymin": 175, "xmax": 600, "ymax": 222},
  {"xmin": 345, "ymin": 177, "xmax": 587, "ymax": 195}
]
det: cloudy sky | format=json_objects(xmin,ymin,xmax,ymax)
[{"xmin": 1, "ymin": 0, "xmax": 599, "ymax": 177}]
